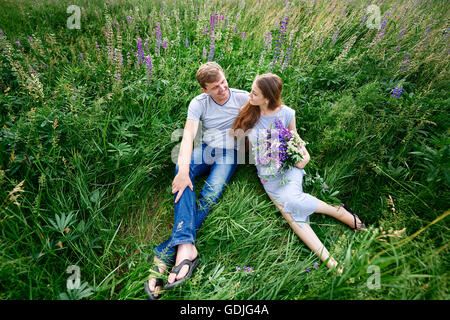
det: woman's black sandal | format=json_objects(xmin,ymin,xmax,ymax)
[{"xmin": 341, "ymin": 203, "xmax": 366, "ymax": 231}]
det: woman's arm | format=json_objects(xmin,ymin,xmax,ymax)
[{"xmin": 287, "ymin": 118, "xmax": 310, "ymax": 169}]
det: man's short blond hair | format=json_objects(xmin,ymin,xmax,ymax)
[{"xmin": 196, "ymin": 62, "xmax": 225, "ymax": 89}]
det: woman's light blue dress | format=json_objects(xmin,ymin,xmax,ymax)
[{"xmin": 247, "ymin": 105, "xmax": 319, "ymax": 225}]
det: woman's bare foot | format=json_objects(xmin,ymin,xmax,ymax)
[
  {"xmin": 326, "ymin": 257, "xmax": 343, "ymax": 275},
  {"xmin": 167, "ymin": 243, "xmax": 198, "ymax": 285},
  {"xmin": 147, "ymin": 256, "xmax": 167, "ymax": 298}
]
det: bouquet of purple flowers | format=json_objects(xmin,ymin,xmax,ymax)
[{"xmin": 253, "ymin": 118, "xmax": 307, "ymax": 177}]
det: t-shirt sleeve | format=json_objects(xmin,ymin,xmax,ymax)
[
  {"xmin": 284, "ymin": 106, "xmax": 295, "ymax": 127},
  {"xmin": 237, "ymin": 91, "xmax": 250, "ymax": 110},
  {"xmin": 187, "ymin": 98, "xmax": 203, "ymax": 121}
]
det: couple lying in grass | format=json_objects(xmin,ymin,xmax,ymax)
[{"xmin": 144, "ymin": 62, "xmax": 366, "ymax": 299}]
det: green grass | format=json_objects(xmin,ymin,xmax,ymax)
[{"xmin": 0, "ymin": 0, "xmax": 449, "ymax": 300}]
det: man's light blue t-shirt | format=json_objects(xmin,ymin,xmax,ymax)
[{"xmin": 187, "ymin": 88, "xmax": 249, "ymax": 149}]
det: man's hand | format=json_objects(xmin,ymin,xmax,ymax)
[
  {"xmin": 172, "ymin": 172, "xmax": 194, "ymax": 203},
  {"xmin": 172, "ymin": 119, "xmax": 199, "ymax": 203}
]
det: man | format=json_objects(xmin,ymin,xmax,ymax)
[{"xmin": 144, "ymin": 62, "xmax": 249, "ymax": 299}]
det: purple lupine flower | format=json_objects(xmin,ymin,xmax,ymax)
[
  {"xmin": 264, "ymin": 31, "xmax": 272, "ymax": 51},
  {"xmin": 15, "ymin": 40, "xmax": 21, "ymax": 46},
  {"xmin": 127, "ymin": 16, "xmax": 131, "ymax": 22},
  {"xmin": 314, "ymin": 262, "xmax": 319, "ymax": 270},
  {"xmin": 144, "ymin": 38, "xmax": 149, "ymax": 53},
  {"xmin": 144, "ymin": 55, "xmax": 152, "ymax": 82},
  {"xmin": 162, "ymin": 39, "xmax": 167, "ymax": 49},
  {"xmin": 397, "ymin": 24, "xmax": 406, "ymax": 40},
  {"xmin": 241, "ymin": 32, "xmax": 245, "ymax": 40},
  {"xmin": 155, "ymin": 22, "xmax": 162, "ymax": 52},
  {"xmin": 305, "ymin": 268, "xmax": 311, "ymax": 274},
  {"xmin": 78, "ymin": 53, "xmax": 83, "ymax": 60},
  {"xmin": 114, "ymin": 49, "xmax": 123, "ymax": 66},
  {"xmin": 105, "ymin": 27, "xmax": 113, "ymax": 60},
  {"xmin": 400, "ymin": 53, "xmax": 410, "ymax": 71},
  {"xmin": 0, "ymin": 29, "xmax": 4, "ymax": 36},
  {"xmin": 208, "ymin": 35, "xmax": 215, "ymax": 61},
  {"xmin": 137, "ymin": 37, "xmax": 145, "ymax": 63},
  {"xmin": 419, "ymin": 24, "xmax": 432, "ymax": 50},
  {"xmin": 114, "ymin": 73, "xmax": 121, "ymax": 80},
  {"xmin": 282, "ymin": 28, "xmax": 297, "ymax": 70},
  {"xmin": 392, "ymin": 86, "xmax": 403, "ymax": 98},
  {"xmin": 332, "ymin": 28, "xmax": 340, "ymax": 45},
  {"xmin": 209, "ymin": 13, "xmax": 219, "ymax": 34},
  {"xmin": 271, "ymin": 16, "xmax": 288, "ymax": 69},
  {"xmin": 360, "ymin": 16, "xmax": 367, "ymax": 26},
  {"xmin": 376, "ymin": 12, "xmax": 390, "ymax": 41},
  {"xmin": 185, "ymin": 39, "xmax": 189, "ymax": 48}
]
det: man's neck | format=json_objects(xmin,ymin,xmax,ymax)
[{"xmin": 212, "ymin": 89, "xmax": 230, "ymax": 105}]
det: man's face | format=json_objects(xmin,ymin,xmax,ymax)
[{"xmin": 202, "ymin": 72, "xmax": 229, "ymax": 101}]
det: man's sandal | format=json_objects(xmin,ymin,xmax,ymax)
[
  {"xmin": 144, "ymin": 266, "xmax": 165, "ymax": 300},
  {"xmin": 164, "ymin": 257, "xmax": 199, "ymax": 290}
]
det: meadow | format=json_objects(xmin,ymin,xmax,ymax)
[{"xmin": 0, "ymin": 0, "xmax": 448, "ymax": 300}]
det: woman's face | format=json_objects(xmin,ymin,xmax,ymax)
[{"xmin": 249, "ymin": 81, "xmax": 268, "ymax": 107}]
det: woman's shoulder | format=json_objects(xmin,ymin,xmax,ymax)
[
  {"xmin": 279, "ymin": 105, "xmax": 295, "ymax": 126},
  {"xmin": 280, "ymin": 105, "xmax": 295, "ymax": 118},
  {"xmin": 281, "ymin": 104, "xmax": 295, "ymax": 113}
]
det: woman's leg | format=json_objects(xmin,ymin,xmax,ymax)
[
  {"xmin": 269, "ymin": 196, "xmax": 342, "ymax": 272},
  {"xmin": 314, "ymin": 200, "xmax": 364, "ymax": 230}
]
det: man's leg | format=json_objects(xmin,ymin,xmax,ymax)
[
  {"xmin": 167, "ymin": 147, "xmax": 238, "ymax": 284},
  {"xmin": 153, "ymin": 144, "xmax": 210, "ymax": 265},
  {"xmin": 149, "ymin": 144, "xmax": 210, "ymax": 295},
  {"xmin": 195, "ymin": 147, "xmax": 238, "ymax": 229}
]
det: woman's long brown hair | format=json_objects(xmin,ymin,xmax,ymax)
[{"xmin": 232, "ymin": 73, "xmax": 283, "ymax": 132}]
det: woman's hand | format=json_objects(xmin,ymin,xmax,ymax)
[{"xmin": 295, "ymin": 145, "xmax": 310, "ymax": 169}]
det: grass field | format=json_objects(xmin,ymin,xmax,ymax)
[{"xmin": 0, "ymin": 0, "xmax": 449, "ymax": 300}]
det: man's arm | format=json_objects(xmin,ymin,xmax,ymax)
[{"xmin": 172, "ymin": 119, "xmax": 199, "ymax": 203}]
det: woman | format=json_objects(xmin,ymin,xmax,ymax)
[{"xmin": 232, "ymin": 73, "xmax": 366, "ymax": 272}]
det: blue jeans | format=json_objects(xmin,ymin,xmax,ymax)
[{"xmin": 154, "ymin": 143, "xmax": 238, "ymax": 265}]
